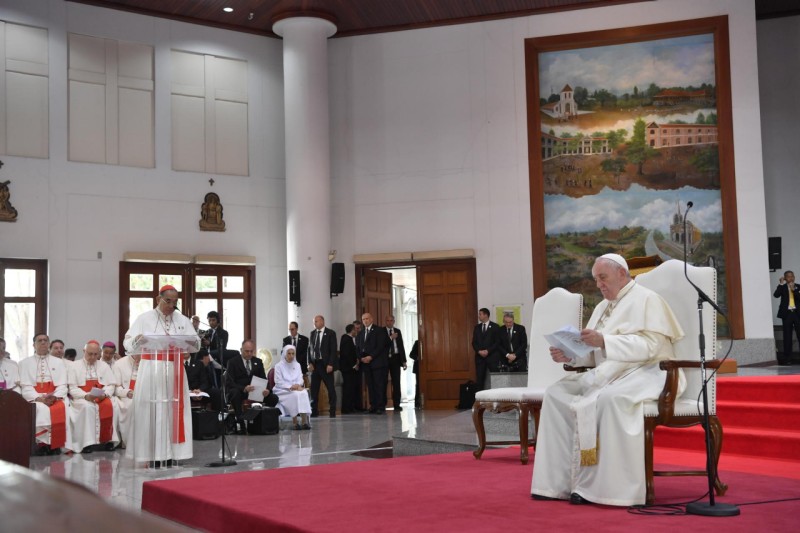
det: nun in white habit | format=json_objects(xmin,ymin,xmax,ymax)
[{"xmin": 274, "ymin": 345, "xmax": 312, "ymax": 430}]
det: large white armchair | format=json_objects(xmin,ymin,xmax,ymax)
[{"xmin": 472, "ymin": 287, "xmax": 582, "ymax": 464}]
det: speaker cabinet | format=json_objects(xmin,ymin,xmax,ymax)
[
  {"xmin": 330, "ymin": 262, "xmax": 345, "ymax": 296},
  {"xmin": 289, "ymin": 270, "xmax": 301, "ymax": 305},
  {"xmin": 769, "ymin": 237, "xmax": 782, "ymax": 271}
]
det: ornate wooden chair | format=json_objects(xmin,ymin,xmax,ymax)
[
  {"xmin": 636, "ymin": 259, "xmax": 727, "ymax": 505},
  {"xmin": 472, "ymin": 287, "xmax": 582, "ymax": 464}
]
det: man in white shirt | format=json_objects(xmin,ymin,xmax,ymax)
[
  {"xmin": 0, "ymin": 337, "xmax": 20, "ymax": 392},
  {"xmin": 19, "ymin": 333, "xmax": 71, "ymax": 455},
  {"xmin": 68, "ymin": 340, "xmax": 119, "ymax": 453}
]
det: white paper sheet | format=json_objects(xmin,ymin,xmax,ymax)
[
  {"xmin": 248, "ymin": 375, "xmax": 268, "ymax": 402},
  {"xmin": 544, "ymin": 325, "xmax": 595, "ymax": 361}
]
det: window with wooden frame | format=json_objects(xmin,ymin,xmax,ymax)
[{"xmin": 1, "ymin": 258, "xmax": 48, "ymax": 362}]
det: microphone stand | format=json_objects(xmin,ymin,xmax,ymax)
[
  {"xmin": 681, "ymin": 202, "xmax": 739, "ymax": 517},
  {"xmin": 207, "ymin": 329, "xmax": 236, "ymax": 467}
]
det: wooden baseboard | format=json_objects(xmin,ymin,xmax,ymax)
[{"xmin": 718, "ymin": 359, "xmax": 738, "ymax": 374}]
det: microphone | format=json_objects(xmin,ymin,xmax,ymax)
[{"xmin": 683, "ymin": 202, "xmax": 724, "ymax": 315}]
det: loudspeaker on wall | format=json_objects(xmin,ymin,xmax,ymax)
[
  {"xmin": 330, "ymin": 262, "xmax": 345, "ymax": 296},
  {"xmin": 768, "ymin": 237, "xmax": 781, "ymax": 271},
  {"xmin": 289, "ymin": 270, "xmax": 301, "ymax": 305}
]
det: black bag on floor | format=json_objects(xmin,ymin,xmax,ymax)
[
  {"xmin": 192, "ymin": 409, "xmax": 220, "ymax": 440},
  {"xmin": 457, "ymin": 380, "xmax": 478, "ymax": 410},
  {"xmin": 243, "ymin": 406, "xmax": 281, "ymax": 435}
]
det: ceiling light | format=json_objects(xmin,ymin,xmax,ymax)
[{"xmin": 223, "ymin": 7, "xmax": 233, "ymax": 13}]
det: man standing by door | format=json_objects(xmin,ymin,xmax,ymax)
[
  {"xmin": 308, "ymin": 316, "xmax": 338, "ymax": 418},
  {"xmin": 357, "ymin": 313, "xmax": 390, "ymax": 414},
  {"xmin": 472, "ymin": 308, "xmax": 499, "ymax": 390},
  {"xmin": 385, "ymin": 315, "xmax": 407, "ymax": 411}
]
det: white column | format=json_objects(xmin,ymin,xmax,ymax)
[{"xmin": 273, "ymin": 16, "xmax": 337, "ymax": 332}]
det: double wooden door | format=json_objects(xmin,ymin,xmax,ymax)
[{"xmin": 358, "ymin": 259, "xmax": 476, "ymax": 409}]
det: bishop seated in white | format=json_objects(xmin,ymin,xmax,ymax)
[
  {"xmin": 112, "ymin": 350, "xmax": 140, "ymax": 449},
  {"xmin": 531, "ymin": 253, "xmax": 684, "ymax": 507},
  {"xmin": 68, "ymin": 340, "xmax": 120, "ymax": 454},
  {"xmin": 0, "ymin": 337, "xmax": 20, "ymax": 393},
  {"xmin": 19, "ymin": 333, "xmax": 72, "ymax": 455}
]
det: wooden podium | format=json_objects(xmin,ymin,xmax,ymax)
[{"xmin": 0, "ymin": 390, "xmax": 36, "ymax": 467}]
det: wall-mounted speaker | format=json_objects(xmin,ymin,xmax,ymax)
[
  {"xmin": 768, "ymin": 237, "xmax": 782, "ymax": 271},
  {"xmin": 330, "ymin": 262, "xmax": 345, "ymax": 297},
  {"xmin": 289, "ymin": 270, "xmax": 301, "ymax": 305}
]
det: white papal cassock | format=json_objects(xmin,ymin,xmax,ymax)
[
  {"xmin": 112, "ymin": 355, "xmax": 139, "ymax": 448},
  {"xmin": 68, "ymin": 359, "xmax": 120, "ymax": 452},
  {"xmin": 1, "ymin": 357, "xmax": 20, "ymax": 392},
  {"xmin": 19, "ymin": 355, "xmax": 72, "ymax": 450},
  {"xmin": 531, "ymin": 280, "xmax": 684, "ymax": 506},
  {"xmin": 123, "ymin": 308, "xmax": 199, "ymax": 463}
]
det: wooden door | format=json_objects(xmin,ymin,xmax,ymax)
[
  {"xmin": 417, "ymin": 260, "xmax": 477, "ymax": 409},
  {"xmin": 362, "ymin": 269, "xmax": 392, "ymax": 320}
]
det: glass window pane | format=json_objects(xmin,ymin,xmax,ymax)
[
  {"xmin": 158, "ymin": 274, "xmax": 182, "ymax": 292},
  {"xmin": 129, "ymin": 273, "xmax": 153, "ymax": 291},
  {"xmin": 222, "ymin": 276, "xmax": 243, "ymax": 292},
  {"xmin": 4, "ymin": 302, "xmax": 36, "ymax": 362},
  {"xmin": 5, "ymin": 269, "xmax": 36, "ymax": 297},
  {"xmin": 195, "ymin": 275, "xmax": 217, "ymax": 292},
  {"xmin": 129, "ymin": 298, "xmax": 152, "ymax": 328},
  {"xmin": 223, "ymin": 299, "xmax": 244, "ymax": 350},
  {"xmin": 195, "ymin": 299, "xmax": 218, "ymax": 329}
]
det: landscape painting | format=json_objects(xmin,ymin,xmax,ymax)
[{"xmin": 526, "ymin": 18, "xmax": 742, "ymax": 337}]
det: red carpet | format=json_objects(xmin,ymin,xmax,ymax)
[
  {"xmin": 654, "ymin": 375, "xmax": 800, "ymax": 461},
  {"xmin": 143, "ymin": 447, "xmax": 800, "ymax": 532}
]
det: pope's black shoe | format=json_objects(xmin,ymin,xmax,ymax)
[{"xmin": 569, "ymin": 493, "xmax": 592, "ymax": 505}]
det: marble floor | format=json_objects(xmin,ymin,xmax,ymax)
[{"xmin": 26, "ymin": 362, "xmax": 800, "ymax": 520}]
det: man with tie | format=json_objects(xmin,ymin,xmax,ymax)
[
  {"xmin": 384, "ymin": 315, "xmax": 407, "ymax": 411},
  {"xmin": 225, "ymin": 340, "xmax": 277, "ymax": 433},
  {"xmin": 203, "ymin": 310, "xmax": 229, "ymax": 373},
  {"xmin": 282, "ymin": 321, "xmax": 310, "ymax": 375},
  {"xmin": 497, "ymin": 312, "xmax": 528, "ymax": 371},
  {"xmin": 357, "ymin": 313, "xmax": 390, "ymax": 414},
  {"xmin": 774, "ymin": 270, "xmax": 800, "ymax": 365},
  {"xmin": 472, "ymin": 307, "xmax": 500, "ymax": 390},
  {"xmin": 308, "ymin": 316, "xmax": 338, "ymax": 418},
  {"xmin": 339, "ymin": 324, "xmax": 359, "ymax": 414}
]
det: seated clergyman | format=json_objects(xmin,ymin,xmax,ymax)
[
  {"xmin": 531, "ymin": 254, "xmax": 684, "ymax": 506},
  {"xmin": 68, "ymin": 340, "xmax": 120, "ymax": 453}
]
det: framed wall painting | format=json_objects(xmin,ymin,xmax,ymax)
[{"xmin": 526, "ymin": 16, "xmax": 742, "ymax": 338}]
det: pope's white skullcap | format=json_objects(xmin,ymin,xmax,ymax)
[{"xmin": 599, "ymin": 253, "xmax": 629, "ymax": 272}]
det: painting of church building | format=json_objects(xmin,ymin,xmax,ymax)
[
  {"xmin": 669, "ymin": 202, "xmax": 702, "ymax": 249},
  {"xmin": 540, "ymin": 84, "xmax": 578, "ymax": 120}
]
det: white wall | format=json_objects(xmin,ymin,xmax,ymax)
[
  {"xmin": 0, "ymin": 0, "xmax": 781, "ymax": 359},
  {"xmin": 757, "ymin": 15, "xmax": 800, "ymax": 325},
  {"xmin": 328, "ymin": 0, "xmax": 775, "ymax": 344},
  {"xmin": 0, "ymin": 0, "xmax": 287, "ymax": 353}
]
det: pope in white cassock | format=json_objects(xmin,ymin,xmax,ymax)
[
  {"xmin": 0, "ymin": 338, "xmax": 20, "ymax": 392},
  {"xmin": 531, "ymin": 254, "xmax": 684, "ymax": 506},
  {"xmin": 123, "ymin": 285, "xmax": 200, "ymax": 466},
  {"xmin": 68, "ymin": 340, "xmax": 120, "ymax": 453},
  {"xmin": 19, "ymin": 333, "xmax": 72, "ymax": 454},
  {"xmin": 112, "ymin": 350, "xmax": 140, "ymax": 448}
]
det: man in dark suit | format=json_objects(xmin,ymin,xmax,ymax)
[
  {"xmin": 472, "ymin": 307, "xmax": 500, "ymax": 390},
  {"xmin": 409, "ymin": 340, "xmax": 421, "ymax": 408},
  {"xmin": 283, "ymin": 321, "xmax": 310, "ymax": 375},
  {"xmin": 184, "ymin": 351, "xmax": 222, "ymax": 411},
  {"xmin": 497, "ymin": 312, "xmax": 528, "ymax": 371},
  {"xmin": 357, "ymin": 312, "xmax": 390, "ymax": 414},
  {"xmin": 339, "ymin": 324, "xmax": 359, "ymax": 414},
  {"xmin": 774, "ymin": 270, "xmax": 800, "ymax": 365},
  {"xmin": 204, "ymin": 311, "xmax": 229, "ymax": 385},
  {"xmin": 384, "ymin": 315, "xmax": 407, "ymax": 411},
  {"xmin": 308, "ymin": 316, "xmax": 338, "ymax": 417},
  {"xmin": 226, "ymin": 340, "xmax": 278, "ymax": 432}
]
